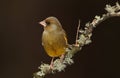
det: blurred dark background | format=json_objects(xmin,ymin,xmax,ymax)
[{"xmin": 0, "ymin": 0, "xmax": 120, "ymax": 78}]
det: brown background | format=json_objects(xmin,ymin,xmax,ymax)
[{"xmin": 0, "ymin": 0, "xmax": 120, "ymax": 78}]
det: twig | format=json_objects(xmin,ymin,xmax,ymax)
[
  {"xmin": 33, "ymin": 2, "xmax": 120, "ymax": 78},
  {"xmin": 75, "ymin": 20, "xmax": 81, "ymax": 46}
]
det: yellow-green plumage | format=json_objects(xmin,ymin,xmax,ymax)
[
  {"xmin": 41, "ymin": 17, "xmax": 67, "ymax": 57},
  {"xmin": 42, "ymin": 29, "xmax": 67, "ymax": 57}
]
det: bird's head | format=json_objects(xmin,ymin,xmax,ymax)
[{"xmin": 39, "ymin": 16, "xmax": 62, "ymax": 31}]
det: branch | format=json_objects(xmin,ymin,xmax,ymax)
[{"xmin": 33, "ymin": 2, "xmax": 120, "ymax": 78}]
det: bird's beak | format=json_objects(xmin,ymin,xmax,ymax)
[{"xmin": 39, "ymin": 20, "xmax": 46, "ymax": 27}]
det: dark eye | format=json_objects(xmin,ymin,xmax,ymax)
[{"xmin": 45, "ymin": 21, "xmax": 50, "ymax": 25}]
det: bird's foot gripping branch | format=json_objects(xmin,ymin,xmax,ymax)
[{"xmin": 33, "ymin": 2, "xmax": 120, "ymax": 78}]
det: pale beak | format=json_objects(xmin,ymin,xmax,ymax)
[{"xmin": 39, "ymin": 20, "xmax": 46, "ymax": 27}]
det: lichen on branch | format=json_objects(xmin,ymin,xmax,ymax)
[{"xmin": 33, "ymin": 2, "xmax": 120, "ymax": 78}]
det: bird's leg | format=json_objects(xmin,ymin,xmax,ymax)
[
  {"xmin": 49, "ymin": 57, "xmax": 54, "ymax": 69},
  {"xmin": 60, "ymin": 54, "xmax": 65, "ymax": 63}
]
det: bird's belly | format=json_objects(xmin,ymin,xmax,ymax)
[
  {"xmin": 43, "ymin": 40, "xmax": 66, "ymax": 57},
  {"xmin": 42, "ymin": 32, "xmax": 66, "ymax": 57}
]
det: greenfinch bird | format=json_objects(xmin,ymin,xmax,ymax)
[{"xmin": 39, "ymin": 16, "xmax": 68, "ymax": 66}]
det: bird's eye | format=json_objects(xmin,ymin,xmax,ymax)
[{"xmin": 45, "ymin": 21, "xmax": 50, "ymax": 25}]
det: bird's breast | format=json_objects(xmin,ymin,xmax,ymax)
[{"xmin": 42, "ymin": 30, "xmax": 67, "ymax": 57}]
